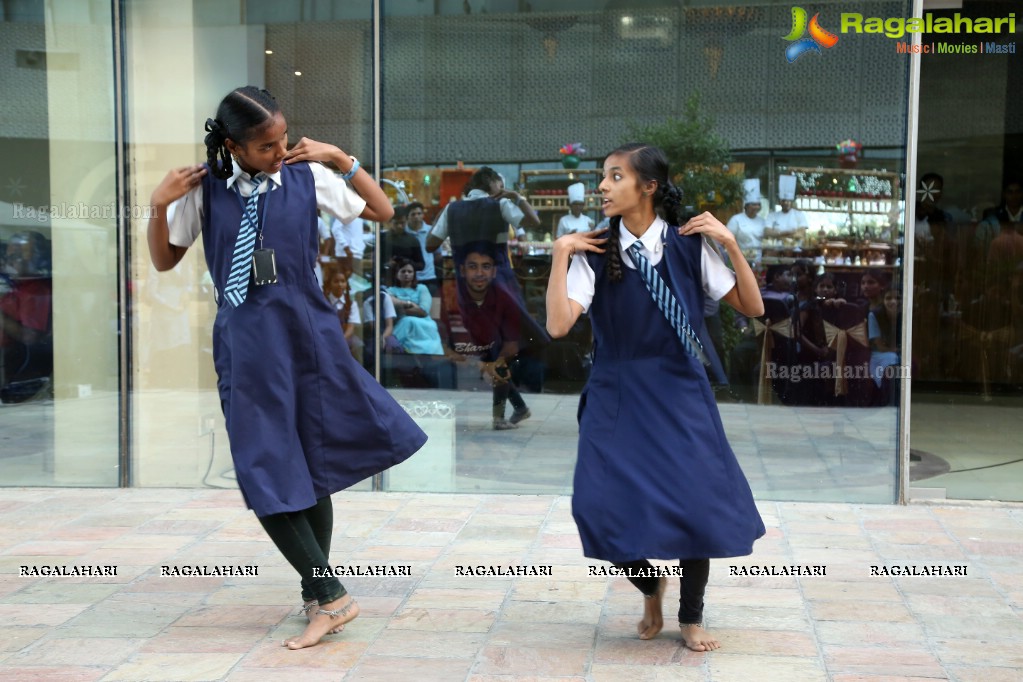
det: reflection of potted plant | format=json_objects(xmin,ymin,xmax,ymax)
[
  {"xmin": 626, "ymin": 93, "xmax": 742, "ymax": 218},
  {"xmin": 559, "ymin": 142, "xmax": 585, "ymax": 169},
  {"xmin": 626, "ymin": 93, "xmax": 745, "ymax": 366}
]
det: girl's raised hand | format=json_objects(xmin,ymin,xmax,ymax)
[
  {"xmin": 151, "ymin": 164, "xmax": 206, "ymax": 207},
  {"xmin": 285, "ymin": 137, "xmax": 344, "ymax": 165},
  {"xmin": 553, "ymin": 227, "xmax": 608, "ymax": 257},
  {"xmin": 678, "ymin": 212, "xmax": 734, "ymax": 246}
]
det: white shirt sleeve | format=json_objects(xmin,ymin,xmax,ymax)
[
  {"xmin": 348, "ymin": 301, "xmax": 362, "ymax": 325},
  {"xmin": 499, "ymin": 197, "xmax": 525, "ymax": 227},
  {"xmin": 381, "ymin": 294, "xmax": 397, "ymax": 320},
  {"xmin": 166, "ymin": 186, "xmax": 204, "ymax": 248},
  {"xmin": 310, "ymin": 163, "xmax": 366, "ymax": 223},
  {"xmin": 317, "ymin": 217, "xmax": 332, "ymax": 240},
  {"xmin": 565, "ymin": 254, "xmax": 596, "ymax": 312},
  {"xmin": 330, "ymin": 220, "xmax": 351, "ymax": 256},
  {"xmin": 429, "ymin": 205, "xmax": 449, "ymax": 241},
  {"xmin": 701, "ymin": 237, "xmax": 737, "ymax": 301}
]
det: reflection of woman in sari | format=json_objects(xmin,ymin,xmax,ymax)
[{"xmin": 387, "ymin": 258, "xmax": 443, "ymax": 355}]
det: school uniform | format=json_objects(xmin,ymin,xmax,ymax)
[
  {"xmin": 566, "ymin": 218, "xmax": 765, "ymax": 561},
  {"xmin": 167, "ymin": 161, "xmax": 426, "ymax": 517}
]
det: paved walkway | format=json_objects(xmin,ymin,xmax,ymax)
[{"xmin": 0, "ymin": 488, "xmax": 1021, "ymax": 681}]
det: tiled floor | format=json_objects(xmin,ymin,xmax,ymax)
[
  {"xmin": 4, "ymin": 387, "xmax": 1022, "ymax": 501},
  {"xmin": 1, "ymin": 487, "xmax": 1021, "ymax": 681}
]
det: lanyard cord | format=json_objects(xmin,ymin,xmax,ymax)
[{"xmin": 233, "ymin": 175, "xmax": 272, "ymax": 245}]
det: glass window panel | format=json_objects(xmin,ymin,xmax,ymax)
[
  {"xmin": 0, "ymin": 0, "xmax": 120, "ymax": 486},
  {"xmin": 378, "ymin": 0, "xmax": 910, "ymax": 500},
  {"xmin": 127, "ymin": 0, "xmax": 374, "ymax": 492},
  {"xmin": 910, "ymin": 0, "xmax": 1023, "ymax": 502}
]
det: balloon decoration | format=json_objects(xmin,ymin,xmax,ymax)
[{"xmin": 836, "ymin": 139, "xmax": 862, "ymax": 168}]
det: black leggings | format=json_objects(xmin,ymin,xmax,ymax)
[
  {"xmin": 613, "ymin": 559, "xmax": 710, "ymax": 624},
  {"xmin": 257, "ymin": 496, "xmax": 346, "ymax": 605}
]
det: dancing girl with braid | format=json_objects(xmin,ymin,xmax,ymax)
[
  {"xmin": 147, "ymin": 86, "xmax": 427, "ymax": 649},
  {"xmin": 546, "ymin": 143, "xmax": 765, "ymax": 651}
]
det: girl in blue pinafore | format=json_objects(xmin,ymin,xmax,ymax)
[
  {"xmin": 546, "ymin": 143, "xmax": 767, "ymax": 652},
  {"xmin": 147, "ymin": 87, "xmax": 426, "ymax": 650}
]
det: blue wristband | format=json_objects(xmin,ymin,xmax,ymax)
[{"xmin": 340, "ymin": 156, "xmax": 360, "ymax": 181}]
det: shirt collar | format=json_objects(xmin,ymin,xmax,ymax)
[
  {"xmin": 465, "ymin": 189, "xmax": 490, "ymax": 200},
  {"xmin": 619, "ymin": 217, "xmax": 666, "ymax": 255},
  {"xmin": 225, "ymin": 164, "xmax": 282, "ymax": 191}
]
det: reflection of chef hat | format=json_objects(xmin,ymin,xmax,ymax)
[
  {"xmin": 778, "ymin": 175, "xmax": 797, "ymax": 201},
  {"xmin": 567, "ymin": 182, "xmax": 585, "ymax": 204},
  {"xmin": 743, "ymin": 179, "xmax": 762, "ymax": 205}
]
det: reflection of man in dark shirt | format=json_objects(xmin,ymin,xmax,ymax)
[
  {"xmin": 452, "ymin": 243, "xmax": 531, "ymax": 430},
  {"xmin": 375, "ymin": 205, "xmax": 425, "ymax": 274}
]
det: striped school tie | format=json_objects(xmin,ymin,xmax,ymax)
[
  {"xmin": 223, "ymin": 173, "xmax": 265, "ymax": 307},
  {"xmin": 627, "ymin": 241, "xmax": 708, "ymax": 365}
]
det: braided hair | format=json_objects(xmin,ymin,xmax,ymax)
[
  {"xmin": 203, "ymin": 86, "xmax": 280, "ymax": 180},
  {"xmin": 604, "ymin": 143, "xmax": 688, "ymax": 284}
]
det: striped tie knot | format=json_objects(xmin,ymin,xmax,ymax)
[{"xmin": 627, "ymin": 241, "xmax": 708, "ymax": 365}]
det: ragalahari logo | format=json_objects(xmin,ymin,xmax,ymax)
[{"xmin": 784, "ymin": 7, "xmax": 839, "ymax": 62}]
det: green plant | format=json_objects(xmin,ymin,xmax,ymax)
[{"xmin": 625, "ymin": 93, "xmax": 743, "ymax": 210}]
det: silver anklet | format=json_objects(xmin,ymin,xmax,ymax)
[{"xmin": 317, "ymin": 599, "xmax": 357, "ymax": 619}]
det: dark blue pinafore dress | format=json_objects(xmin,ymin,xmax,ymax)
[
  {"xmin": 573, "ymin": 226, "xmax": 765, "ymax": 562},
  {"xmin": 200, "ymin": 162, "xmax": 427, "ymax": 517}
]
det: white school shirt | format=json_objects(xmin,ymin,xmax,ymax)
[
  {"xmin": 557, "ymin": 212, "xmax": 595, "ymax": 238},
  {"xmin": 765, "ymin": 207, "xmax": 808, "ymax": 232},
  {"xmin": 331, "ymin": 216, "xmax": 367, "ymax": 259},
  {"xmin": 166, "ymin": 162, "xmax": 366, "ymax": 248},
  {"xmin": 725, "ymin": 212, "xmax": 766, "ymax": 252},
  {"xmin": 566, "ymin": 218, "xmax": 737, "ymax": 313},
  {"xmin": 327, "ymin": 293, "xmax": 362, "ymax": 325},
  {"xmin": 429, "ymin": 189, "xmax": 525, "ymax": 242}
]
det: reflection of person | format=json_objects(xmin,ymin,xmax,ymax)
[
  {"xmin": 455, "ymin": 242, "xmax": 531, "ymax": 430},
  {"xmin": 361, "ymin": 286, "xmax": 399, "ymax": 369},
  {"xmin": 546, "ymin": 143, "xmax": 765, "ymax": 652},
  {"xmin": 0, "ymin": 231, "xmax": 52, "ymax": 390},
  {"xmin": 426, "ymin": 166, "xmax": 540, "ymax": 278},
  {"xmin": 915, "ymin": 172, "xmax": 961, "ymax": 248},
  {"xmin": 329, "ymin": 215, "xmax": 362, "ymax": 274},
  {"xmin": 725, "ymin": 179, "xmax": 765, "ymax": 257},
  {"xmin": 146, "ymin": 86, "xmax": 426, "ymax": 650},
  {"xmin": 556, "ymin": 182, "xmax": 594, "ymax": 237},
  {"xmin": 405, "ymin": 202, "xmax": 440, "ymax": 297},
  {"xmin": 387, "ymin": 258, "xmax": 443, "ymax": 355},
  {"xmin": 976, "ymin": 178, "xmax": 1023, "ymax": 256},
  {"xmin": 427, "ymin": 166, "xmax": 550, "ymax": 351},
  {"xmin": 869, "ymin": 288, "xmax": 902, "ymax": 402},
  {"xmin": 856, "ymin": 269, "xmax": 888, "ymax": 312},
  {"xmin": 373, "ymin": 205, "xmax": 425, "ymax": 275},
  {"xmin": 323, "ymin": 266, "xmax": 360, "ymax": 346},
  {"xmin": 766, "ymin": 175, "xmax": 808, "ymax": 234}
]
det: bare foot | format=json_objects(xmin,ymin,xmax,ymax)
[
  {"xmin": 637, "ymin": 576, "xmax": 666, "ymax": 640},
  {"xmin": 284, "ymin": 595, "xmax": 359, "ymax": 649},
  {"xmin": 679, "ymin": 622, "xmax": 720, "ymax": 651},
  {"xmin": 302, "ymin": 599, "xmax": 344, "ymax": 635}
]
